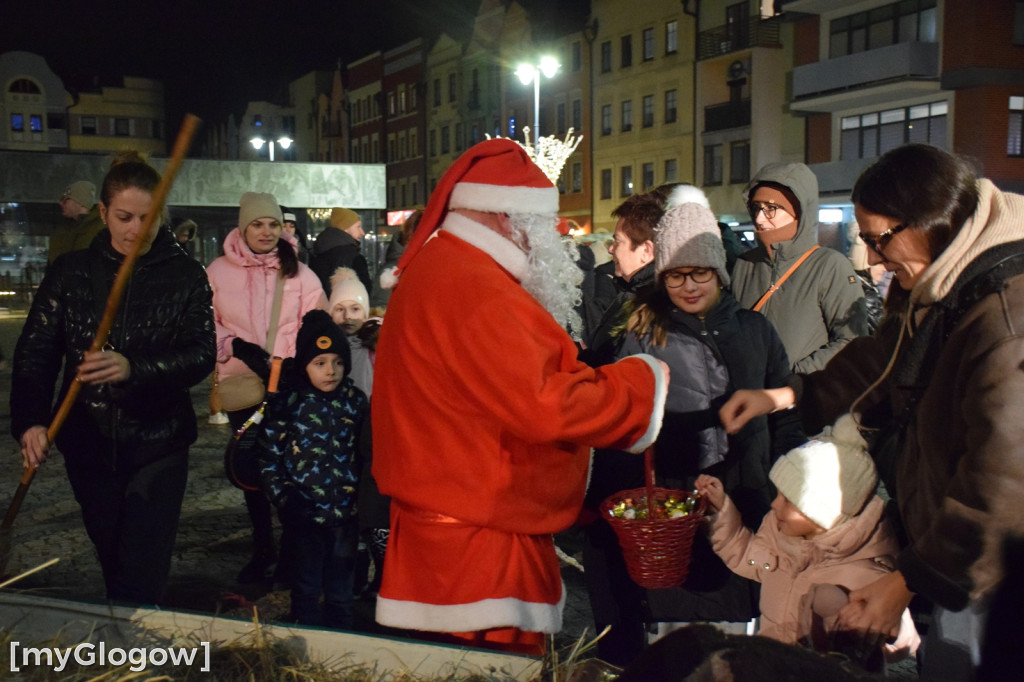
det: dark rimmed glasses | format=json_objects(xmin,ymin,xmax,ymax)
[
  {"xmin": 663, "ymin": 268, "xmax": 716, "ymax": 288},
  {"xmin": 859, "ymin": 223, "xmax": 908, "ymax": 254},
  {"xmin": 748, "ymin": 202, "xmax": 788, "ymax": 221}
]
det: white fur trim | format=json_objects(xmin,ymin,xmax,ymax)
[
  {"xmin": 442, "ymin": 213, "xmax": 529, "ymax": 282},
  {"xmin": 375, "ymin": 584, "xmax": 566, "ymax": 634},
  {"xmin": 667, "ymin": 184, "xmax": 710, "ymax": 209},
  {"xmin": 624, "ymin": 353, "xmax": 668, "ymax": 453},
  {"xmin": 379, "ymin": 266, "xmax": 398, "ymax": 290},
  {"xmin": 450, "ymin": 181, "xmax": 559, "ymax": 215}
]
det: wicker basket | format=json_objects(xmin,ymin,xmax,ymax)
[{"xmin": 600, "ymin": 448, "xmax": 705, "ymax": 589}]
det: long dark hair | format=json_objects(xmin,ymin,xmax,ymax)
[
  {"xmin": 852, "ymin": 144, "xmax": 979, "ymax": 261},
  {"xmin": 100, "ymin": 151, "xmax": 160, "ymax": 205},
  {"xmin": 276, "ymin": 237, "xmax": 299, "ymax": 278}
]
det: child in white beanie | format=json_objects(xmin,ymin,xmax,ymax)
[{"xmin": 695, "ymin": 414, "xmax": 919, "ymax": 669}]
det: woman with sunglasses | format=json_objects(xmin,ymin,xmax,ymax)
[
  {"xmin": 731, "ymin": 162, "xmax": 869, "ymax": 373},
  {"xmin": 720, "ymin": 143, "xmax": 1024, "ymax": 679},
  {"xmin": 583, "ymin": 188, "xmax": 805, "ymax": 666}
]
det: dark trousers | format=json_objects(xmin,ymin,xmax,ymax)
[
  {"xmin": 285, "ymin": 517, "xmax": 358, "ymax": 629},
  {"xmin": 64, "ymin": 450, "xmax": 189, "ymax": 606}
]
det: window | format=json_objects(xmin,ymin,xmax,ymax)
[
  {"xmin": 601, "ymin": 169, "xmax": 613, "ymax": 199},
  {"xmin": 471, "ymin": 123, "xmax": 479, "ymax": 145},
  {"xmin": 572, "ymin": 99, "xmax": 582, "ymax": 131},
  {"xmin": 730, "ymin": 140, "xmax": 751, "ymax": 184},
  {"xmin": 621, "ymin": 35, "xmax": 633, "ymax": 68},
  {"xmin": 666, "ymin": 20, "xmax": 679, "ymax": 54},
  {"xmin": 10, "ymin": 114, "xmax": 23, "ymax": 132},
  {"xmin": 455, "ymin": 122, "xmax": 463, "ymax": 151},
  {"xmin": 433, "ymin": 79, "xmax": 441, "ymax": 106},
  {"xmin": 665, "ymin": 89, "xmax": 678, "ymax": 123},
  {"xmin": 8, "ymin": 78, "xmax": 40, "ymax": 94},
  {"xmin": 47, "ymin": 113, "xmax": 66, "ymax": 130},
  {"xmin": 572, "ymin": 41, "xmax": 582, "ymax": 71},
  {"xmin": 557, "ymin": 103, "xmax": 566, "ymax": 134},
  {"xmin": 1009, "ymin": 96, "xmax": 1024, "ymax": 156},
  {"xmin": 81, "ymin": 116, "xmax": 97, "ymax": 135},
  {"xmin": 411, "ymin": 85, "xmax": 417, "ymax": 110},
  {"xmin": 1015, "ymin": 2, "xmax": 1024, "ymax": 45},
  {"xmin": 412, "ymin": 179, "xmax": 418, "ymax": 204},
  {"xmin": 448, "ymin": 73, "xmax": 457, "ymax": 102},
  {"xmin": 601, "ymin": 104, "xmax": 612, "ymax": 135},
  {"xmin": 840, "ymin": 101, "xmax": 948, "ymax": 159},
  {"xmin": 389, "ymin": 136, "xmax": 396, "ymax": 161},
  {"xmin": 704, "ymin": 144, "xmax": 723, "ymax": 185},
  {"xmin": 642, "ymin": 162, "xmax": 655, "ymax": 190},
  {"xmin": 725, "ymin": 2, "xmax": 749, "ymax": 48},
  {"xmin": 600, "ymin": 41, "xmax": 612, "ymax": 73},
  {"xmin": 572, "ymin": 162, "xmax": 583, "ymax": 193},
  {"xmin": 400, "ymin": 132, "xmax": 408, "ymax": 159},
  {"xmin": 441, "ymin": 126, "xmax": 450, "ymax": 154},
  {"xmin": 429, "ymin": 129, "xmax": 437, "ymax": 156},
  {"xmin": 410, "ymin": 129, "xmax": 417, "ymax": 156},
  {"xmin": 621, "ymin": 100, "xmax": 633, "ymax": 132},
  {"xmin": 152, "ymin": 120, "xmax": 163, "ymax": 139},
  {"xmin": 642, "ymin": 95, "xmax": 654, "ymax": 128},
  {"xmin": 829, "ymin": 0, "xmax": 937, "ymax": 58},
  {"xmin": 643, "ymin": 28, "xmax": 655, "ymax": 61},
  {"xmin": 665, "ymin": 158, "xmax": 678, "ymax": 183},
  {"xmin": 115, "ymin": 118, "xmax": 130, "ymax": 136},
  {"xmin": 389, "ymin": 92, "xmax": 396, "ymax": 115},
  {"xmin": 620, "ymin": 166, "xmax": 633, "ymax": 197},
  {"xmin": 29, "ymin": 115, "xmax": 42, "ymax": 132}
]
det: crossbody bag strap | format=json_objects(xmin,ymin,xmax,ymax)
[
  {"xmin": 265, "ymin": 274, "xmax": 286, "ymax": 353},
  {"xmin": 752, "ymin": 245, "xmax": 820, "ymax": 312}
]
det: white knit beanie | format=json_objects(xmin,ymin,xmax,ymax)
[
  {"xmin": 768, "ymin": 414, "xmax": 877, "ymax": 531},
  {"xmin": 654, "ymin": 185, "xmax": 729, "ymax": 287},
  {"xmin": 329, "ymin": 267, "xmax": 369, "ymax": 310},
  {"xmin": 238, "ymin": 192, "xmax": 282, "ymax": 229}
]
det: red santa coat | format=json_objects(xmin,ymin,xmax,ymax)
[{"xmin": 372, "ymin": 214, "xmax": 666, "ymax": 634}]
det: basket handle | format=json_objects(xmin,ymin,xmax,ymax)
[{"xmin": 644, "ymin": 446, "xmax": 656, "ymax": 519}]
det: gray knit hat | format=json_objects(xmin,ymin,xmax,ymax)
[
  {"xmin": 769, "ymin": 414, "xmax": 877, "ymax": 531},
  {"xmin": 238, "ymin": 192, "xmax": 282, "ymax": 229},
  {"xmin": 654, "ymin": 189, "xmax": 729, "ymax": 287}
]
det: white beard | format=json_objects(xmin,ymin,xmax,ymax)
[{"xmin": 507, "ymin": 212, "xmax": 584, "ymax": 339}]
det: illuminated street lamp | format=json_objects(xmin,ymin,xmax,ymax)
[
  {"xmin": 250, "ymin": 134, "xmax": 293, "ymax": 162},
  {"xmin": 515, "ymin": 56, "xmax": 560, "ymax": 153}
]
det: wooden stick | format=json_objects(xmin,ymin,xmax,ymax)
[
  {"xmin": 1, "ymin": 114, "xmax": 201, "ymax": 531},
  {"xmin": 0, "ymin": 558, "xmax": 60, "ymax": 590}
]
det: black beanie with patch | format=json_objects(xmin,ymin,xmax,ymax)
[{"xmin": 294, "ymin": 309, "xmax": 351, "ymax": 379}]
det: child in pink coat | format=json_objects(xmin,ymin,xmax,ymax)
[{"xmin": 695, "ymin": 414, "xmax": 919, "ymax": 670}]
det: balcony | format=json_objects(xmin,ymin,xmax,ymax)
[
  {"xmin": 698, "ymin": 18, "xmax": 781, "ymax": 61},
  {"xmin": 705, "ymin": 99, "xmax": 751, "ymax": 132},
  {"xmin": 793, "ymin": 42, "xmax": 940, "ymax": 101}
]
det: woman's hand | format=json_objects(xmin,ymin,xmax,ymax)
[
  {"xmin": 694, "ymin": 474, "xmax": 725, "ymax": 513},
  {"xmin": 838, "ymin": 571, "xmax": 914, "ymax": 640},
  {"xmin": 719, "ymin": 387, "xmax": 795, "ymax": 433},
  {"xmin": 19, "ymin": 425, "xmax": 50, "ymax": 469},
  {"xmin": 77, "ymin": 349, "xmax": 131, "ymax": 385}
]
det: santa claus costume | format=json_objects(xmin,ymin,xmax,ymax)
[{"xmin": 372, "ymin": 139, "xmax": 667, "ymax": 654}]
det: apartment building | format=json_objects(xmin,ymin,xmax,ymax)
[{"xmin": 383, "ymin": 39, "xmax": 428, "ymax": 213}]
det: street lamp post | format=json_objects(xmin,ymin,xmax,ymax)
[
  {"xmin": 515, "ymin": 56, "xmax": 560, "ymax": 153},
  {"xmin": 250, "ymin": 134, "xmax": 293, "ymax": 162}
]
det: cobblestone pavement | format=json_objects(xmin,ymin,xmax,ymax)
[{"xmin": 0, "ymin": 313, "xmax": 595, "ymax": 653}]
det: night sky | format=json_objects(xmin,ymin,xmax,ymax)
[{"xmin": 3, "ymin": 0, "xmax": 588, "ymax": 136}]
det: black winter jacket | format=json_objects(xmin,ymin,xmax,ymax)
[
  {"xmin": 309, "ymin": 227, "xmax": 372, "ymax": 297},
  {"xmin": 12, "ymin": 228, "xmax": 216, "ymax": 470}
]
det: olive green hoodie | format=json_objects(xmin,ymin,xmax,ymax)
[{"xmin": 731, "ymin": 162, "xmax": 868, "ymax": 372}]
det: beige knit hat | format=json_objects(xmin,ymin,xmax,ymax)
[
  {"xmin": 61, "ymin": 180, "xmax": 96, "ymax": 208},
  {"xmin": 769, "ymin": 414, "xmax": 877, "ymax": 531},
  {"xmin": 238, "ymin": 192, "xmax": 282, "ymax": 228},
  {"xmin": 654, "ymin": 185, "xmax": 729, "ymax": 287}
]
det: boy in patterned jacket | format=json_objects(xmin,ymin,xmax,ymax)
[{"xmin": 256, "ymin": 309, "xmax": 368, "ymax": 627}]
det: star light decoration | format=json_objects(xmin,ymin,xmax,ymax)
[{"xmin": 487, "ymin": 127, "xmax": 584, "ymax": 186}]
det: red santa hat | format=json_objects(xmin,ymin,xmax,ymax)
[{"xmin": 394, "ymin": 138, "xmax": 558, "ymax": 280}]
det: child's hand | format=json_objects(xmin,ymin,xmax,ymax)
[{"xmin": 694, "ymin": 474, "xmax": 725, "ymax": 513}]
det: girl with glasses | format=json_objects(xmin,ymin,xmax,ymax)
[{"xmin": 583, "ymin": 187, "xmax": 805, "ymax": 665}]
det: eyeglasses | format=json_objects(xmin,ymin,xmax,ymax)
[
  {"xmin": 859, "ymin": 223, "xmax": 908, "ymax": 254},
  {"xmin": 663, "ymin": 268, "xmax": 716, "ymax": 288},
  {"xmin": 749, "ymin": 202, "xmax": 789, "ymax": 221}
]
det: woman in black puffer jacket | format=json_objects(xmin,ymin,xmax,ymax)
[{"xmin": 11, "ymin": 152, "xmax": 216, "ymax": 605}]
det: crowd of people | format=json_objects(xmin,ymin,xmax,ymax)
[{"xmin": 8, "ymin": 140, "xmax": 1023, "ymax": 680}]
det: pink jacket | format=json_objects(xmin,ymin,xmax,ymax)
[
  {"xmin": 707, "ymin": 495, "xmax": 897, "ymax": 644},
  {"xmin": 206, "ymin": 227, "xmax": 326, "ymax": 383}
]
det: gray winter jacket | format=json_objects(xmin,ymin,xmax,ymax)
[{"xmin": 731, "ymin": 162, "xmax": 868, "ymax": 373}]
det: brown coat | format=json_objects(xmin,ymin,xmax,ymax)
[{"xmin": 707, "ymin": 495, "xmax": 897, "ymax": 644}]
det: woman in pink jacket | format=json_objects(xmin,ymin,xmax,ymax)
[{"xmin": 206, "ymin": 192, "xmax": 327, "ymax": 583}]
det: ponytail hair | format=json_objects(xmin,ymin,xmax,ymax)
[
  {"xmin": 101, "ymin": 151, "xmax": 160, "ymax": 205},
  {"xmin": 276, "ymin": 238, "xmax": 299, "ymax": 278}
]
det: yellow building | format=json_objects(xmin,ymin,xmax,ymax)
[
  {"xmin": 67, "ymin": 77, "xmax": 166, "ymax": 156},
  {"xmin": 590, "ymin": 0, "xmax": 698, "ymax": 233}
]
